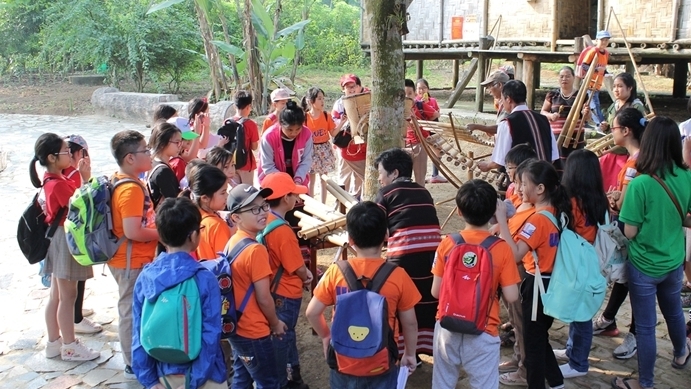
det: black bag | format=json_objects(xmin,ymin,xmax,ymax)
[
  {"xmin": 17, "ymin": 192, "xmax": 66, "ymax": 265},
  {"xmin": 332, "ymin": 122, "xmax": 353, "ymax": 149},
  {"xmin": 218, "ymin": 118, "xmax": 248, "ymax": 169}
]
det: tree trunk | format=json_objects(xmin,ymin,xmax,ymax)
[
  {"xmin": 361, "ymin": 0, "xmax": 407, "ymax": 200},
  {"xmin": 244, "ymin": 0, "xmax": 264, "ymax": 113},
  {"xmin": 290, "ymin": 1, "xmax": 313, "ymax": 83},
  {"xmin": 273, "ymin": 0, "xmax": 282, "ymax": 35},
  {"xmin": 219, "ymin": 10, "xmax": 241, "ymax": 92},
  {"xmin": 194, "ymin": 1, "xmax": 223, "ymax": 100}
]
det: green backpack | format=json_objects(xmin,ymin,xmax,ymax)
[
  {"xmin": 256, "ymin": 218, "xmax": 289, "ymax": 294},
  {"xmin": 140, "ymin": 275, "xmax": 202, "ymax": 364},
  {"xmin": 65, "ymin": 175, "xmax": 141, "ymax": 272}
]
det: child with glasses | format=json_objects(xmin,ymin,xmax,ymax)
[
  {"xmin": 109, "ymin": 130, "xmax": 159, "ymax": 379},
  {"xmin": 225, "ymin": 183, "xmax": 287, "ymax": 388},
  {"xmin": 33, "ymin": 133, "xmax": 100, "ymax": 362},
  {"xmin": 147, "ymin": 121, "xmax": 183, "ymax": 208}
]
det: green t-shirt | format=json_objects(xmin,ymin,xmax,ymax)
[
  {"xmin": 619, "ymin": 166, "xmax": 691, "ymax": 277},
  {"xmin": 604, "ymin": 99, "xmax": 646, "ymax": 128}
]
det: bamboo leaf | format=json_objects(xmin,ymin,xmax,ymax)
[
  {"xmin": 146, "ymin": 0, "xmax": 186, "ymax": 14},
  {"xmin": 251, "ymin": 0, "xmax": 274, "ymax": 38},
  {"xmin": 295, "ymin": 29, "xmax": 305, "ymax": 51},
  {"xmin": 276, "ymin": 19, "xmax": 310, "ymax": 38}
]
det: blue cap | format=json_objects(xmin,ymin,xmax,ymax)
[{"xmin": 596, "ymin": 30, "xmax": 611, "ymax": 40}]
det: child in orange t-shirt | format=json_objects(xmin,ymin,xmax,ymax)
[
  {"xmin": 302, "ymin": 87, "xmax": 337, "ymax": 203},
  {"xmin": 261, "ymin": 172, "xmax": 314, "ymax": 388},
  {"xmin": 554, "ymin": 149, "xmax": 610, "ymax": 378},
  {"xmin": 497, "ymin": 160, "xmax": 574, "ymax": 389},
  {"xmin": 183, "ymin": 164, "xmax": 232, "ymax": 260},
  {"xmin": 306, "ymin": 201, "xmax": 421, "ymax": 387},
  {"xmin": 225, "ymin": 183, "xmax": 286, "ymax": 388},
  {"xmin": 504, "ymin": 144, "xmax": 538, "ymax": 209},
  {"xmin": 431, "ymin": 179, "xmax": 520, "ymax": 389},
  {"xmin": 108, "ymin": 130, "xmax": 159, "ymax": 377}
]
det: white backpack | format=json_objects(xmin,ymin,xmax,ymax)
[{"xmin": 594, "ymin": 212, "xmax": 629, "ymax": 284}]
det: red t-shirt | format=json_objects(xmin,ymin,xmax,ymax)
[
  {"xmin": 169, "ymin": 156, "xmax": 187, "ymax": 182},
  {"xmin": 234, "ymin": 116, "xmax": 259, "ymax": 172},
  {"xmin": 42, "ymin": 172, "xmax": 77, "ymax": 226}
]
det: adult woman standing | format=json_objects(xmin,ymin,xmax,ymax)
[
  {"xmin": 540, "ymin": 66, "xmax": 589, "ymax": 166},
  {"xmin": 374, "ymin": 148, "xmax": 441, "ymax": 362},
  {"xmin": 612, "ymin": 117, "xmax": 691, "ymax": 389},
  {"xmin": 600, "ymin": 73, "xmax": 646, "ymax": 132}
]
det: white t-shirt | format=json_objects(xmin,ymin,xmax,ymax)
[
  {"xmin": 491, "ymin": 105, "xmax": 559, "ymax": 166},
  {"xmin": 680, "ymin": 118, "xmax": 691, "ymax": 139}
]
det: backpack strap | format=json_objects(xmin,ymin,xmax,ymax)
[
  {"xmin": 479, "ymin": 235, "xmax": 501, "ymax": 251},
  {"xmin": 448, "ymin": 232, "xmax": 464, "ymax": 246},
  {"xmin": 531, "ymin": 210, "xmax": 559, "ymax": 321},
  {"xmin": 335, "ymin": 261, "xmax": 363, "ymax": 292},
  {"xmin": 225, "ymin": 238, "xmax": 256, "ymax": 312},
  {"xmin": 46, "ymin": 207, "xmax": 67, "ymax": 239},
  {"xmin": 112, "ymin": 177, "xmax": 146, "ymax": 279},
  {"xmin": 368, "ymin": 262, "xmax": 397, "ymax": 294},
  {"xmin": 258, "ymin": 217, "xmax": 290, "ymax": 294},
  {"xmin": 651, "ymin": 174, "xmax": 685, "ymax": 222}
]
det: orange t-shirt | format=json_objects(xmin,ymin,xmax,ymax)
[
  {"xmin": 228, "ymin": 230, "xmax": 273, "ymax": 339},
  {"xmin": 196, "ymin": 209, "xmax": 232, "ymax": 261},
  {"xmin": 305, "ymin": 111, "xmax": 336, "ymax": 145},
  {"xmin": 110, "ymin": 173, "xmax": 157, "ymax": 269},
  {"xmin": 313, "ymin": 258, "xmax": 421, "ymax": 335},
  {"xmin": 262, "ymin": 114, "xmax": 278, "ymax": 134},
  {"xmin": 579, "ymin": 46, "xmax": 609, "ymax": 90},
  {"xmin": 508, "ymin": 206, "xmax": 536, "ymax": 236},
  {"xmin": 515, "ymin": 206, "xmax": 560, "ymax": 274},
  {"xmin": 431, "ymin": 230, "xmax": 520, "ymax": 337},
  {"xmin": 264, "ymin": 213, "xmax": 306, "ymax": 299},
  {"xmin": 571, "ymin": 199, "xmax": 597, "ymax": 244},
  {"xmin": 506, "ymin": 184, "xmax": 522, "ymax": 209},
  {"xmin": 616, "ymin": 155, "xmax": 638, "ymax": 192}
]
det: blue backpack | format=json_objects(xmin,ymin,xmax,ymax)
[
  {"xmin": 532, "ymin": 210, "xmax": 607, "ymax": 323},
  {"xmin": 256, "ymin": 218, "xmax": 289, "ymax": 294},
  {"xmin": 200, "ymin": 238, "xmax": 255, "ymax": 338},
  {"xmin": 327, "ymin": 261, "xmax": 399, "ymax": 377},
  {"xmin": 140, "ymin": 273, "xmax": 202, "ymax": 364}
]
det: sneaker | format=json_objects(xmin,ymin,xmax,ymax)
[
  {"xmin": 681, "ymin": 282, "xmax": 691, "ymax": 293},
  {"xmin": 74, "ymin": 318, "xmax": 102, "ymax": 334},
  {"xmin": 45, "ymin": 337, "xmax": 62, "ymax": 359},
  {"xmin": 124, "ymin": 365, "xmax": 136, "ymax": 380},
  {"xmin": 499, "ymin": 371, "xmax": 527, "ymax": 386},
  {"xmin": 682, "ymin": 294, "xmax": 691, "ymax": 308},
  {"xmin": 60, "ymin": 338, "xmax": 99, "ymax": 361},
  {"xmin": 592, "ymin": 314, "xmax": 619, "ymax": 336},
  {"xmin": 82, "ymin": 308, "xmax": 94, "ymax": 317},
  {"xmin": 553, "ymin": 348, "xmax": 569, "ymax": 362},
  {"xmin": 428, "ymin": 175, "xmax": 447, "ymax": 184},
  {"xmin": 559, "ymin": 363, "xmax": 587, "ymax": 378},
  {"xmin": 613, "ymin": 332, "xmax": 637, "ymax": 359}
]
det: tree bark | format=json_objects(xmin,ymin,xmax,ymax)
[
  {"xmin": 244, "ymin": 0, "xmax": 264, "ymax": 113},
  {"xmin": 290, "ymin": 0, "xmax": 314, "ymax": 83},
  {"xmin": 219, "ymin": 10, "xmax": 241, "ymax": 92},
  {"xmin": 361, "ymin": 0, "xmax": 407, "ymax": 200},
  {"xmin": 194, "ymin": 1, "xmax": 224, "ymax": 100}
]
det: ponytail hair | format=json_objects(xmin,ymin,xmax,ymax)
[
  {"xmin": 522, "ymin": 160, "xmax": 574, "ymax": 230},
  {"xmin": 614, "ymin": 107, "xmax": 646, "ymax": 142},
  {"xmin": 30, "ymin": 133, "xmax": 64, "ymax": 188},
  {"xmin": 279, "ymin": 100, "xmax": 305, "ymax": 127}
]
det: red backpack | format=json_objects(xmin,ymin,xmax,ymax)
[{"xmin": 438, "ymin": 233, "xmax": 500, "ymax": 334}]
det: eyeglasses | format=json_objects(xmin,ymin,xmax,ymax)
[
  {"xmin": 55, "ymin": 150, "xmax": 71, "ymax": 156},
  {"xmin": 170, "ymin": 140, "xmax": 183, "ymax": 147},
  {"xmin": 130, "ymin": 149, "xmax": 152, "ymax": 156},
  {"xmin": 236, "ymin": 202, "xmax": 270, "ymax": 215},
  {"xmin": 610, "ymin": 126, "xmax": 625, "ymax": 132}
]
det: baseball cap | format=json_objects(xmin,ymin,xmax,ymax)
[
  {"xmin": 270, "ymin": 88, "xmax": 292, "ymax": 102},
  {"xmin": 167, "ymin": 117, "xmax": 200, "ymax": 140},
  {"xmin": 340, "ymin": 74, "xmax": 358, "ymax": 87},
  {"xmin": 596, "ymin": 30, "xmax": 611, "ymax": 40},
  {"xmin": 262, "ymin": 172, "xmax": 309, "ymax": 200},
  {"xmin": 227, "ymin": 184, "xmax": 273, "ymax": 214},
  {"xmin": 480, "ymin": 70, "xmax": 510, "ymax": 86},
  {"xmin": 65, "ymin": 134, "xmax": 88, "ymax": 150}
]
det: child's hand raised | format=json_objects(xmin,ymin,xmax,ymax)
[
  {"xmin": 78, "ymin": 155, "xmax": 91, "ymax": 182},
  {"xmin": 495, "ymin": 199, "xmax": 508, "ymax": 224}
]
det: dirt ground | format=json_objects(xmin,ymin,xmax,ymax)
[{"xmin": 1, "ymin": 70, "xmax": 689, "ymax": 388}]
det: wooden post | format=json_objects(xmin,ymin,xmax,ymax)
[
  {"xmin": 417, "ymin": 60, "xmax": 424, "ymax": 81},
  {"xmin": 533, "ymin": 61, "xmax": 541, "ymax": 90},
  {"xmin": 551, "ymin": 0, "xmax": 559, "ymax": 52},
  {"xmin": 625, "ymin": 61, "xmax": 635, "ymax": 75},
  {"xmin": 452, "ymin": 59, "xmax": 460, "ymax": 86},
  {"xmin": 445, "ymin": 58, "xmax": 478, "ymax": 108},
  {"xmin": 673, "ymin": 60, "xmax": 688, "ymax": 98},
  {"xmin": 574, "ymin": 37, "xmax": 584, "ymax": 89},
  {"xmin": 475, "ymin": 37, "xmax": 493, "ymax": 112},
  {"xmin": 514, "ymin": 60, "xmax": 523, "ymax": 82},
  {"xmin": 523, "ymin": 59, "xmax": 535, "ymax": 109}
]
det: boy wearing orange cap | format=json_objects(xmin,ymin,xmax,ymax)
[{"xmin": 261, "ymin": 172, "xmax": 314, "ymax": 389}]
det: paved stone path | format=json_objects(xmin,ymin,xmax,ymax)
[{"xmin": 0, "ymin": 113, "xmax": 689, "ymax": 389}]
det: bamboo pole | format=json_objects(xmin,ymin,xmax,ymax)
[
  {"xmin": 558, "ymin": 54, "xmax": 597, "ymax": 148},
  {"xmin": 299, "ymin": 195, "xmax": 345, "ymax": 221},
  {"xmin": 609, "ymin": 7, "xmax": 655, "ymax": 115},
  {"xmin": 321, "ymin": 177, "xmax": 358, "ymax": 210},
  {"xmin": 325, "ymin": 231, "xmax": 349, "ymax": 248}
]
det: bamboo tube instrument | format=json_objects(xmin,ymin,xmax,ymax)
[{"xmin": 558, "ymin": 52, "xmax": 598, "ymax": 148}]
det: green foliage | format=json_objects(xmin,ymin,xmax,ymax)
[{"xmin": 0, "ymin": 0, "xmax": 52, "ymax": 75}]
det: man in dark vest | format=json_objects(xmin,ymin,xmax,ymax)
[{"xmin": 478, "ymin": 80, "xmax": 559, "ymax": 172}]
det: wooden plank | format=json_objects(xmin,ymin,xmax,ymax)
[
  {"xmin": 452, "ymin": 59, "xmax": 460, "ymax": 86},
  {"xmin": 445, "ymin": 58, "xmax": 478, "ymax": 108},
  {"xmin": 523, "ymin": 59, "xmax": 535, "ymax": 109},
  {"xmin": 515, "ymin": 60, "xmax": 524, "ymax": 82}
]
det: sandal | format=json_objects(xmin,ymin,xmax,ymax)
[
  {"xmin": 611, "ymin": 377, "xmax": 648, "ymax": 389},
  {"xmin": 671, "ymin": 339, "xmax": 691, "ymax": 369},
  {"xmin": 500, "ymin": 322, "xmax": 514, "ymax": 332}
]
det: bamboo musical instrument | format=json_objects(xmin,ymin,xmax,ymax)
[
  {"xmin": 585, "ymin": 134, "xmax": 615, "ymax": 156},
  {"xmin": 558, "ymin": 52, "xmax": 598, "ymax": 148}
]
